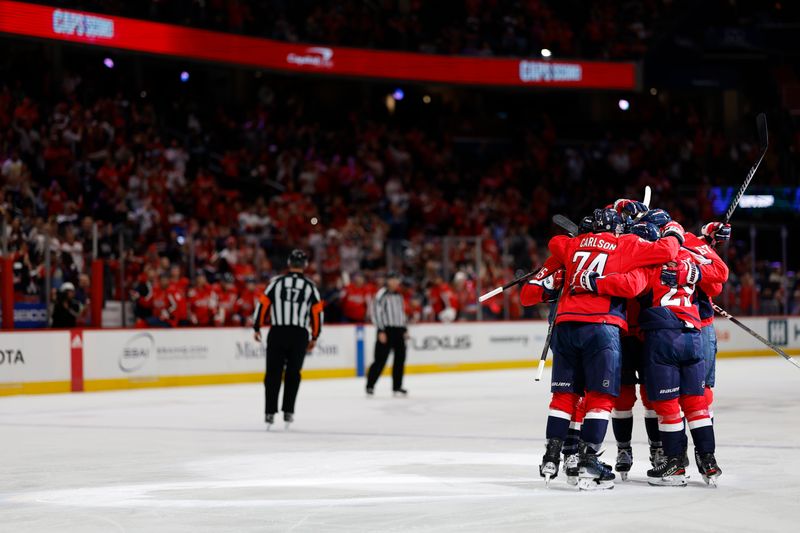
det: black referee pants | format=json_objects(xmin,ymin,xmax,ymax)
[
  {"xmin": 265, "ymin": 326, "xmax": 309, "ymax": 415},
  {"xmin": 367, "ymin": 327, "xmax": 407, "ymax": 390}
]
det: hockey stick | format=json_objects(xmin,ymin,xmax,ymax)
[
  {"xmin": 479, "ymin": 215, "xmax": 576, "ymax": 302},
  {"xmin": 478, "ymin": 270, "xmax": 539, "ymax": 302},
  {"xmin": 535, "ymin": 216, "xmax": 577, "ymax": 381},
  {"xmin": 723, "ymin": 113, "xmax": 768, "ymax": 224},
  {"xmin": 642, "ymin": 185, "xmax": 652, "ymax": 209},
  {"xmin": 712, "ymin": 303, "xmax": 800, "ymax": 370},
  {"xmin": 552, "ymin": 214, "xmax": 579, "ymax": 236}
]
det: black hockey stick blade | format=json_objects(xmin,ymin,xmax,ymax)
[
  {"xmin": 723, "ymin": 113, "xmax": 769, "ymax": 224},
  {"xmin": 552, "ymin": 214, "xmax": 578, "ymax": 237},
  {"xmin": 757, "ymin": 112, "xmax": 768, "ymax": 151},
  {"xmin": 713, "ymin": 303, "xmax": 800, "ymax": 369}
]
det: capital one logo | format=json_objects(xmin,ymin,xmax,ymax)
[
  {"xmin": 120, "ymin": 332, "xmax": 154, "ymax": 373},
  {"xmin": 287, "ymin": 47, "xmax": 334, "ymax": 68}
]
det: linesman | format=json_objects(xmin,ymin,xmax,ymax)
[
  {"xmin": 253, "ymin": 249, "xmax": 324, "ymax": 428},
  {"xmin": 366, "ymin": 271, "xmax": 409, "ymax": 396}
]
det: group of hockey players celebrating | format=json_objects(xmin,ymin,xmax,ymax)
[{"xmin": 520, "ymin": 198, "xmax": 731, "ymax": 490}]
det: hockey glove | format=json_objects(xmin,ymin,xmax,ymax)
[
  {"xmin": 526, "ymin": 269, "xmax": 565, "ymax": 302},
  {"xmin": 661, "ymin": 220, "xmax": 685, "ymax": 245},
  {"xmin": 701, "ymin": 221, "xmax": 732, "ymax": 245},
  {"xmin": 661, "ymin": 259, "xmax": 702, "ymax": 287},
  {"xmin": 570, "ymin": 269, "xmax": 600, "ymax": 295}
]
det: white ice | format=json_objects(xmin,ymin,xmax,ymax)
[{"xmin": 1, "ymin": 358, "xmax": 799, "ymax": 532}]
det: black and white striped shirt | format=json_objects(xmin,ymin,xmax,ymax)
[
  {"xmin": 372, "ymin": 287, "xmax": 407, "ymax": 330},
  {"xmin": 254, "ymin": 272, "xmax": 324, "ymax": 338}
]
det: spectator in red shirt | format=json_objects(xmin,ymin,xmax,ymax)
[
  {"xmin": 148, "ymin": 273, "xmax": 172, "ymax": 327},
  {"xmin": 214, "ymin": 273, "xmax": 239, "ymax": 326},
  {"xmin": 188, "ymin": 273, "xmax": 217, "ymax": 326},
  {"xmin": 234, "ymin": 277, "xmax": 259, "ymax": 327},
  {"xmin": 340, "ymin": 272, "xmax": 374, "ymax": 323}
]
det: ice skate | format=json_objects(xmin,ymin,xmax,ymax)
[
  {"xmin": 563, "ymin": 453, "xmax": 580, "ymax": 486},
  {"xmin": 265, "ymin": 413, "xmax": 275, "ymax": 430},
  {"xmin": 647, "ymin": 455, "xmax": 687, "ymax": 487},
  {"xmin": 615, "ymin": 446, "xmax": 633, "ymax": 481},
  {"xmin": 284, "ymin": 412, "xmax": 294, "ymax": 430},
  {"xmin": 577, "ymin": 444, "xmax": 615, "ymax": 491},
  {"xmin": 539, "ymin": 438, "xmax": 563, "ymax": 487},
  {"xmin": 366, "ymin": 387, "xmax": 375, "ymax": 397},
  {"xmin": 696, "ymin": 452, "xmax": 721, "ymax": 486},
  {"xmin": 393, "ymin": 388, "xmax": 408, "ymax": 397},
  {"xmin": 649, "ymin": 444, "xmax": 666, "ymax": 468}
]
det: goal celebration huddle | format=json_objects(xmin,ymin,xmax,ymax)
[{"xmin": 519, "ymin": 198, "xmax": 730, "ymax": 490}]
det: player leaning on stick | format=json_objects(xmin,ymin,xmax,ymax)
[
  {"xmin": 253, "ymin": 249, "xmax": 324, "ymax": 429},
  {"xmin": 572, "ymin": 227, "xmax": 722, "ymax": 486},
  {"xmin": 520, "ymin": 207, "xmax": 684, "ymax": 490}
]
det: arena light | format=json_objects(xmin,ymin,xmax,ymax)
[
  {"xmin": 618, "ymin": 98, "xmax": 630, "ymax": 111},
  {"xmin": 540, "ymin": 48, "xmax": 552, "ymax": 58},
  {"xmin": 739, "ymin": 194, "xmax": 775, "ymax": 208},
  {"xmin": 103, "ymin": 57, "xmax": 114, "ymax": 68},
  {"xmin": 423, "ymin": 94, "xmax": 431, "ymax": 104},
  {"xmin": 392, "ymin": 88, "xmax": 404, "ymax": 101},
  {"xmin": 310, "ymin": 217, "xmax": 319, "ymax": 226},
  {"xmin": 180, "ymin": 70, "xmax": 190, "ymax": 82}
]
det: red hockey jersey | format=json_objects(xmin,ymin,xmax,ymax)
[
  {"xmin": 594, "ymin": 248, "xmax": 702, "ymax": 330},
  {"xmin": 683, "ymin": 232, "xmax": 729, "ymax": 327},
  {"xmin": 521, "ymin": 232, "xmax": 680, "ymax": 331}
]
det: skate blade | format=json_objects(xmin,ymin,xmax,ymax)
[
  {"xmin": 544, "ymin": 473, "xmax": 552, "ymax": 487},
  {"xmin": 620, "ymin": 472, "xmax": 629, "ymax": 482},
  {"xmin": 702, "ymin": 473, "xmax": 720, "ymax": 487},
  {"xmin": 284, "ymin": 423, "xmax": 292, "ymax": 431},
  {"xmin": 266, "ymin": 424, "xmax": 272, "ymax": 431},
  {"xmin": 566, "ymin": 476, "xmax": 578, "ymax": 486},
  {"xmin": 577, "ymin": 477, "xmax": 614, "ymax": 491},
  {"xmin": 647, "ymin": 475, "xmax": 687, "ymax": 487}
]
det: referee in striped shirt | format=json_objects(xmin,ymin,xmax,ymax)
[
  {"xmin": 253, "ymin": 249, "xmax": 324, "ymax": 428},
  {"xmin": 366, "ymin": 271, "xmax": 409, "ymax": 396}
]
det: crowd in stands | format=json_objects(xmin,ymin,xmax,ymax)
[
  {"xmin": 1, "ymin": 48, "xmax": 799, "ymax": 328},
  {"xmin": 40, "ymin": 0, "xmax": 677, "ymax": 60}
]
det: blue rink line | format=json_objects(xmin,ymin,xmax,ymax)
[
  {"xmin": 356, "ymin": 325, "xmax": 365, "ymax": 377},
  {"xmin": 0, "ymin": 420, "xmax": 798, "ymax": 451}
]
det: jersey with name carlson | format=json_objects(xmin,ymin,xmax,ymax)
[{"xmin": 525, "ymin": 232, "xmax": 680, "ymax": 331}]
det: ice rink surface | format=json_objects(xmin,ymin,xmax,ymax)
[{"xmin": 1, "ymin": 358, "xmax": 799, "ymax": 533}]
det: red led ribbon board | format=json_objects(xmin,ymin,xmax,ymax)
[{"xmin": 0, "ymin": 1, "xmax": 637, "ymax": 90}]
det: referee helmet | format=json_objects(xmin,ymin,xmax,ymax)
[{"xmin": 287, "ymin": 249, "xmax": 309, "ymax": 269}]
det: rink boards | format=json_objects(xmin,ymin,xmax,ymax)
[{"xmin": 1, "ymin": 318, "xmax": 799, "ymax": 395}]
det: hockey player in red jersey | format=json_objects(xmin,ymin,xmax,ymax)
[
  {"xmin": 603, "ymin": 221, "xmax": 665, "ymax": 480},
  {"xmin": 684, "ymin": 222, "xmax": 731, "ymax": 422},
  {"xmin": 572, "ymin": 238, "xmax": 721, "ymax": 487},
  {"xmin": 520, "ymin": 207, "xmax": 684, "ymax": 490}
]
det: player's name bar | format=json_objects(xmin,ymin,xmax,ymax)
[{"xmin": 0, "ymin": 1, "xmax": 638, "ymax": 90}]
